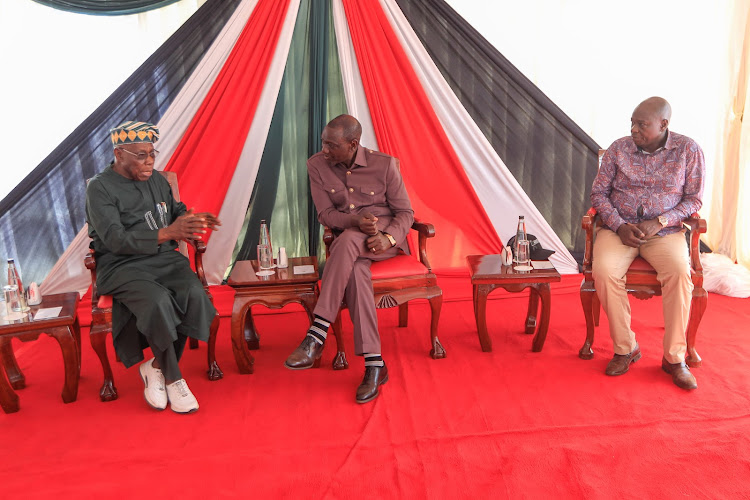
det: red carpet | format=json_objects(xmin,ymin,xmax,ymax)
[{"xmin": 2, "ymin": 274, "xmax": 749, "ymax": 498}]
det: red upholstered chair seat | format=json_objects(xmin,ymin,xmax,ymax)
[
  {"xmin": 370, "ymin": 254, "xmax": 429, "ymax": 279},
  {"xmin": 97, "ymin": 295, "xmax": 113, "ymax": 309},
  {"xmin": 628, "ymin": 256, "xmax": 654, "ymax": 272}
]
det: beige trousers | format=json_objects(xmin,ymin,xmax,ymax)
[{"xmin": 592, "ymin": 228, "xmax": 693, "ymax": 363}]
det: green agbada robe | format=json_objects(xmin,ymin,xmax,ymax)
[{"xmin": 85, "ymin": 164, "xmax": 215, "ymax": 367}]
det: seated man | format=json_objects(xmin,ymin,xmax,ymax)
[
  {"xmin": 86, "ymin": 121, "xmax": 221, "ymax": 413},
  {"xmin": 591, "ymin": 97, "xmax": 705, "ymax": 390},
  {"xmin": 285, "ymin": 114, "xmax": 414, "ymax": 403}
]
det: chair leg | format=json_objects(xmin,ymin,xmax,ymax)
[
  {"xmin": 90, "ymin": 328, "xmax": 118, "ymax": 402},
  {"xmin": 579, "ymin": 282, "xmax": 596, "ymax": 360},
  {"xmin": 686, "ymin": 287, "xmax": 707, "ymax": 368},
  {"xmin": 206, "ymin": 312, "xmax": 223, "ymax": 380},
  {"xmin": 593, "ymin": 293, "xmax": 601, "ymax": 326},
  {"xmin": 428, "ymin": 294, "xmax": 446, "ymax": 359},
  {"xmin": 189, "ymin": 337, "xmax": 199, "ymax": 350},
  {"xmin": 398, "ymin": 303, "xmax": 408, "ymax": 327},
  {"xmin": 331, "ymin": 311, "xmax": 348, "ymax": 370}
]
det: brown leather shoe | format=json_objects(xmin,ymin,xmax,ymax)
[
  {"xmin": 605, "ymin": 343, "xmax": 642, "ymax": 376},
  {"xmin": 356, "ymin": 364, "xmax": 389, "ymax": 404},
  {"xmin": 661, "ymin": 358, "xmax": 697, "ymax": 390},
  {"xmin": 284, "ymin": 336, "xmax": 324, "ymax": 370}
]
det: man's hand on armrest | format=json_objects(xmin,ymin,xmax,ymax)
[
  {"xmin": 158, "ymin": 207, "xmax": 212, "ymax": 244},
  {"xmin": 352, "ymin": 212, "xmax": 379, "ymax": 235}
]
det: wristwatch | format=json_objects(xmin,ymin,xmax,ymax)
[
  {"xmin": 383, "ymin": 232, "xmax": 397, "ymax": 247},
  {"xmin": 657, "ymin": 215, "xmax": 668, "ymax": 228}
]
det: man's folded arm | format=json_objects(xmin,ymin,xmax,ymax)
[
  {"xmin": 86, "ymin": 181, "xmax": 159, "ymax": 255},
  {"xmin": 308, "ymin": 163, "xmax": 355, "ymax": 230}
]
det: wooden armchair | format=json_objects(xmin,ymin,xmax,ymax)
[
  {"xmin": 579, "ymin": 150, "xmax": 707, "ymax": 367},
  {"xmin": 322, "ymin": 217, "xmax": 446, "ymax": 370},
  {"xmin": 84, "ymin": 170, "xmax": 221, "ymax": 402}
]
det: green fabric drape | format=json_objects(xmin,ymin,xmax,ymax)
[
  {"xmin": 231, "ymin": 0, "xmax": 346, "ymax": 271},
  {"xmin": 31, "ymin": 0, "xmax": 181, "ymax": 15}
]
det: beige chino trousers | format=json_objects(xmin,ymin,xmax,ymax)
[{"xmin": 592, "ymin": 228, "xmax": 693, "ymax": 364}]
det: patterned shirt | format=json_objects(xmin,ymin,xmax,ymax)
[{"xmin": 590, "ymin": 130, "xmax": 705, "ymax": 236}]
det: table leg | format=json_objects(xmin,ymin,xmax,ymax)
[
  {"xmin": 531, "ymin": 283, "xmax": 551, "ymax": 352},
  {"xmin": 475, "ymin": 284, "xmax": 493, "ymax": 352},
  {"xmin": 49, "ymin": 327, "xmax": 80, "ymax": 403},
  {"xmin": 231, "ymin": 301, "xmax": 255, "ymax": 374},
  {"xmin": 0, "ymin": 364, "xmax": 20, "ymax": 413},
  {"xmin": 243, "ymin": 312, "xmax": 260, "ymax": 350},
  {"xmin": 525, "ymin": 286, "xmax": 539, "ymax": 335},
  {"xmin": 72, "ymin": 316, "xmax": 82, "ymax": 371},
  {"xmin": 0, "ymin": 337, "xmax": 25, "ymax": 389}
]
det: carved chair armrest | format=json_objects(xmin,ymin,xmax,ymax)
[
  {"xmin": 84, "ymin": 250, "xmax": 101, "ymax": 303},
  {"xmin": 188, "ymin": 239, "xmax": 209, "ymax": 287},
  {"xmin": 682, "ymin": 214, "xmax": 706, "ymax": 275},
  {"xmin": 323, "ymin": 226, "xmax": 335, "ymax": 257},
  {"xmin": 581, "ymin": 208, "xmax": 598, "ymax": 272},
  {"xmin": 411, "ymin": 219, "xmax": 435, "ymax": 272}
]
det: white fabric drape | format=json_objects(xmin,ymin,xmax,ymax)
[
  {"xmin": 331, "ymin": 0, "xmax": 379, "ymax": 151},
  {"xmin": 202, "ymin": 0, "xmax": 301, "ymax": 284},
  {"xmin": 379, "ymin": 0, "xmax": 578, "ymax": 274},
  {"xmin": 42, "ymin": 0, "xmax": 259, "ymax": 295}
]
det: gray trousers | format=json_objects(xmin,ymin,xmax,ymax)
[{"xmin": 314, "ymin": 228, "xmax": 399, "ymax": 354}]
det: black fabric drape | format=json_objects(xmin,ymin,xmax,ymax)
[
  {"xmin": 396, "ymin": 0, "xmax": 600, "ymax": 259},
  {"xmin": 306, "ymin": 0, "xmax": 330, "ymax": 257},
  {"xmin": 31, "ymin": 0, "xmax": 181, "ymax": 15},
  {"xmin": 0, "ymin": 0, "xmax": 242, "ymax": 287}
]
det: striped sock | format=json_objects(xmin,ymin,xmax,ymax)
[
  {"xmin": 306, "ymin": 315, "xmax": 330, "ymax": 345},
  {"xmin": 364, "ymin": 353, "xmax": 384, "ymax": 367}
]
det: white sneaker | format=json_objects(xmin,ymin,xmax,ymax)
[
  {"xmin": 166, "ymin": 379, "xmax": 199, "ymax": 414},
  {"xmin": 139, "ymin": 358, "xmax": 167, "ymax": 410}
]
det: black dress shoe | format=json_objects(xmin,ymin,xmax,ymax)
[
  {"xmin": 284, "ymin": 336, "xmax": 324, "ymax": 370},
  {"xmin": 356, "ymin": 363, "xmax": 389, "ymax": 404},
  {"xmin": 605, "ymin": 343, "xmax": 641, "ymax": 376},
  {"xmin": 661, "ymin": 358, "xmax": 697, "ymax": 390}
]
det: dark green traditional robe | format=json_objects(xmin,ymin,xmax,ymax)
[{"xmin": 85, "ymin": 164, "xmax": 215, "ymax": 367}]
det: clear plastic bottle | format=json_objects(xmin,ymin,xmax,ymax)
[
  {"xmin": 259, "ymin": 220, "xmax": 273, "ymax": 268},
  {"xmin": 514, "ymin": 216, "xmax": 527, "ymax": 263},
  {"xmin": 7, "ymin": 259, "xmax": 29, "ymax": 312}
]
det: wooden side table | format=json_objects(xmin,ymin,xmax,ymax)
[
  {"xmin": 466, "ymin": 255, "xmax": 561, "ymax": 353},
  {"xmin": 0, "ymin": 292, "xmax": 81, "ymax": 413},
  {"xmin": 226, "ymin": 257, "xmax": 319, "ymax": 374}
]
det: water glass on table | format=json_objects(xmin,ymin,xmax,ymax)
[
  {"xmin": 256, "ymin": 244, "xmax": 275, "ymax": 276},
  {"xmin": 514, "ymin": 239, "xmax": 532, "ymax": 271}
]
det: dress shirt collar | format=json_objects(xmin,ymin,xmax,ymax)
[
  {"xmin": 334, "ymin": 144, "xmax": 368, "ymax": 170},
  {"xmin": 625, "ymin": 129, "xmax": 675, "ymax": 155}
]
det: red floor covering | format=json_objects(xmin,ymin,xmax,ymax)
[{"xmin": 1, "ymin": 274, "xmax": 750, "ymax": 499}]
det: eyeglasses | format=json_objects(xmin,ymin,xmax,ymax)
[{"xmin": 118, "ymin": 147, "xmax": 159, "ymax": 162}]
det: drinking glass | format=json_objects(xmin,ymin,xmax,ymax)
[
  {"xmin": 256, "ymin": 244, "xmax": 275, "ymax": 276},
  {"xmin": 514, "ymin": 240, "xmax": 531, "ymax": 271}
]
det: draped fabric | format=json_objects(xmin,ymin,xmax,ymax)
[
  {"xmin": 31, "ymin": 0, "xmax": 181, "ymax": 15},
  {"xmin": 395, "ymin": 0, "xmax": 600, "ymax": 258},
  {"xmin": 42, "ymin": 0, "xmax": 256, "ymax": 295},
  {"xmin": 163, "ymin": 0, "xmax": 292, "ymax": 239},
  {"xmin": 341, "ymin": 0, "xmax": 504, "ymax": 269},
  {"xmin": 233, "ymin": 0, "xmax": 346, "ymax": 267},
  {"xmin": 0, "ymin": 0, "xmax": 241, "ymax": 290},
  {"xmin": 378, "ymin": 0, "xmax": 578, "ymax": 274}
]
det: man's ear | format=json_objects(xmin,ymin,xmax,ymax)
[
  {"xmin": 350, "ymin": 138, "xmax": 359, "ymax": 150},
  {"xmin": 660, "ymin": 119, "xmax": 669, "ymax": 131}
]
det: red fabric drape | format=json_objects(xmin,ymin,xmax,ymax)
[
  {"xmin": 342, "ymin": 0, "xmax": 504, "ymax": 269},
  {"xmin": 164, "ymin": 0, "xmax": 291, "ymax": 243}
]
